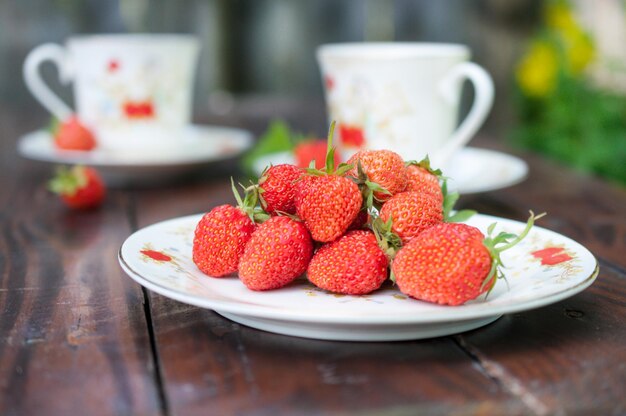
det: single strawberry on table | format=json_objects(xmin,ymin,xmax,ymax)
[
  {"xmin": 258, "ymin": 163, "xmax": 302, "ymax": 215},
  {"xmin": 238, "ymin": 216, "xmax": 313, "ymax": 291},
  {"xmin": 391, "ymin": 211, "xmax": 544, "ymax": 306},
  {"xmin": 48, "ymin": 165, "xmax": 106, "ymax": 210},
  {"xmin": 295, "ymin": 122, "xmax": 362, "ymax": 243},
  {"xmin": 192, "ymin": 179, "xmax": 263, "ymax": 277},
  {"xmin": 307, "ymin": 229, "xmax": 389, "ymax": 295},
  {"xmin": 52, "ymin": 116, "xmax": 97, "ymax": 151}
]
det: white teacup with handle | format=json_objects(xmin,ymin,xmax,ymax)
[
  {"xmin": 23, "ymin": 34, "xmax": 200, "ymax": 156},
  {"xmin": 317, "ymin": 42, "xmax": 494, "ymax": 167}
]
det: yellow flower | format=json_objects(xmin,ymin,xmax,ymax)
[
  {"xmin": 516, "ymin": 41, "xmax": 559, "ymax": 98},
  {"xmin": 563, "ymin": 31, "xmax": 595, "ymax": 74},
  {"xmin": 546, "ymin": 0, "xmax": 595, "ymax": 74},
  {"xmin": 545, "ymin": 2, "xmax": 578, "ymax": 32}
]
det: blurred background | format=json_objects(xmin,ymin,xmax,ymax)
[{"xmin": 1, "ymin": 0, "xmax": 625, "ymax": 184}]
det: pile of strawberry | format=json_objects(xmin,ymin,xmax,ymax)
[{"xmin": 192, "ymin": 123, "xmax": 541, "ymax": 306}]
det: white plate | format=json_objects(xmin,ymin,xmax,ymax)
[
  {"xmin": 18, "ymin": 124, "xmax": 253, "ymax": 186},
  {"xmin": 253, "ymin": 147, "xmax": 529, "ymax": 195},
  {"xmin": 119, "ymin": 213, "xmax": 598, "ymax": 341}
]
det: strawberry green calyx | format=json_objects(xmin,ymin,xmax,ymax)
[
  {"xmin": 306, "ymin": 120, "xmax": 352, "ymax": 177},
  {"xmin": 48, "ymin": 116, "xmax": 61, "ymax": 136},
  {"xmin": 442, "ymin": 179, "xmax": 476, "ymax": 223},
  {"xmin": 370, "ymin": 216, "xmax": 403, "ymax": 260},
  {"xmin": 352, "ymin": 160, "xmax": 391, "ymax": 210},
  {"xmin": 481, "ymin": 210, "xmax": 547, "ymax": 292},
  {"xmin": 231, "ymin": 178, "xmax": 269, "ymax": 223},
  {"xmin": 48, "ymin": 165, "xmax": 88, "ymax": 196},
  {"xmin": 405, "ymin": 156, "xmax": 443, "ymax": 178},
  {"xmin": 370, "ymin": 215, "xmax": 402, "ymax": 284}
]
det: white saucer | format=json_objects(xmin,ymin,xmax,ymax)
[
  {"xmin": 119, "ymin": 213, "xmax": 597, "ymax": 341},
  {"xmin": 18, "ymin": 124, "xmax": 253, "ymax": 186},
  {"xmin": 444, "ymin": 147, "xmax": 529, "ymax": 194},
  {"xmin": 253, "ymin": 147, "xmax": 528, "ymax": 195}
]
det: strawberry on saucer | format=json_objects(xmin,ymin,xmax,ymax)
[{"xmin": 52, "ymin": 116, "xmax": 97, "ymax": 151}]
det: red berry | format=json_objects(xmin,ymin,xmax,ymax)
[
  {"xmin": 379, "ymin": 191, "xmax": 443, "ymax": 244},
  {"xmin": 295, "ymin": 175, "xmax": 362, "ymax": 242},
  {"xmin": 392, "ymin": 222, "xmax": 492, "ymax": 306},
  {"xmin": 54, "ymin": 116, "xmax": 97, "ymax": 151},
  {"xmin": 405, "ymin": 163, "xmax": 443, "ymax": 205},
  {"xmin": 307, "ymin": 230, "xmax": 388, "ymax": 295},
  {"xmin": 391, "ymin": 212, "xmax": 543, "ymax": 306},
  {"xmin": 347, "ymin": 150, "xmax": 407, "ymax": 202},
  {"xmin": 238, "ymin": 216, "xmax": 313, "ymax": 290},
  {"xmin": 259, "ymin": 164, "xmax": 303, "ymax": 215},
  {"xmin": 48, "ymin": 165, "xmax": 105, "ymax": 209},
  {"xmin": 192, "ymin": 205, "xmax": 256, "ymax": 277}
]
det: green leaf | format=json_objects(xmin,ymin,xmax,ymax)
[
  {"xmin": 240, "ymin": 120, "xmax": 295, "ymax": 177},
  {"xmin": 334, "ymin": 163, "xmax": 354, "ymax": 176},
  {"xmin": 442, "ymin": 188, "xmax": 459, "ymax": 221},
  {"xmin": 48, "ymin": 116, "xmax": 60, "ymax": 136},
  {"xmin": 48, "ymin": 165, "xmax": 87, "ymax": 196},
  {"xmin": 446, "ymin": 209, "xmax": 476, "ymax": 223}
]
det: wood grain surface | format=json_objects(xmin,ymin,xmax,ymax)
[{"xmin": 1, "ymin": 101, "xmax": 625, "ymax": 416}]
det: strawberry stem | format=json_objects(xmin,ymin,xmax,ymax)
[
  {"xmin": 231, "ymin": 177, "xmax": 268, "ymax": 222},
  {"xmin": 404, "ymin": 155, "xmax": 443, "ymax": 177},
  {"xmin": 480, "ymin": 210, "xmax": 546, "ymax": 292},
  {"xmin": 497, "ymin": 211, "xmax": 546, "ymax": 252},
  {"xmin": 325, "ymin": 120, "xmax": 337, "ymax": 174}
]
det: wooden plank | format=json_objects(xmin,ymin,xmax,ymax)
[
  {"xmin": 0, "ymin": 110, "xmax": 162, "ymax": 415},
  {"xmin": 147, "ymin": 294, "xmax": 528, "ymax": 416},
  {"xmin": 456, "ymin": 262, "xmax": 626, "ymax": 415}
]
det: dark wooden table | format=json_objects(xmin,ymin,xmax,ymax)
[{"xmin": 1, "ymin": 98, "xmax": 625, "ymax": 416}]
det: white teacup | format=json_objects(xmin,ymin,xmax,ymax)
[
  {"xmin": 317, "ymin": 42, "xmax": 494, "ymax": 166},
  {"xmin": 24, "ymin": 34, "xmax": 200, "ymax": 154}
]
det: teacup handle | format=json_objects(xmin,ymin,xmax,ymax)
[
  {"xmin": 436, "ymin": 62, "xmax": 494, "ymax": 165},
  {"xmin": 23, "ymin": 43, "xmax": 73, "ymax": 121}
]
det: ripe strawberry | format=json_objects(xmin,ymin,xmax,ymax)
[
  {"xmin": 258, "ymin": 164, "xmax": 302, "ymax": 215},
  {"xmin": 296, "ymin": 175, "xmax": 362, "ymax": 242},
  {"xmin": 48, "ymin": 165, "xmax": 106, "ymax": 209},
  {"xmin": 53, "ymin": 116, "xmax": 97, "ymax": 151},
  {"xmin": 296, "ymin": 122, "xmax": 362, "ymax": 242},
  {"xmin": 405, "ymin": 158, "xmax": 443, "ymax": 205},
  {"xmin": 379, "ymin": 191, "xmax": 443, "ymax": 244},
  {"xmin": 307, "ymin": 230, "xmax": 389, "ymax": 295},
  {"xmin": 192, "ymin": 180, "xmax": 262, "ymax": 277},
  {"xmin": 238, "ymin": 216, "xmax": 313, "ymax": 290},
  {"xmin": 391, "ymin": 212, "xmax": 543, "ymax": 306},
  {"xmin": 347, "ymin": 149, "xmax": 407, "ymax": 203},
  {"xmin": 294, "ymin": 140, "xmax": 341, "ymax": 170}
]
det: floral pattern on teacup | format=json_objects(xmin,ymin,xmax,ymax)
[{"xmin": 324, "ymin": 73, "xmax": 412, "ymax": 152}]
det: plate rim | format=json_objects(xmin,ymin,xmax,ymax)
[
  {"xmin": 17, "ymin": 124, "xmax": 253, "ymax": 167},
  {"xmin": 119, "ymin": 213, "xmax": 599, "ymax": 325},
  {"xmin": 448, "ymin": 147, "xmax": 529, "ymax": 194}
]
